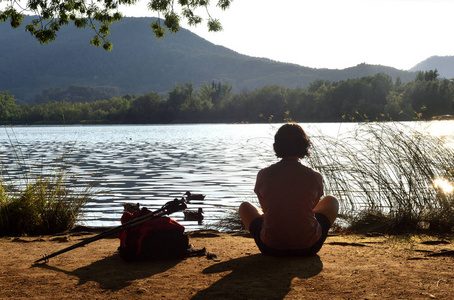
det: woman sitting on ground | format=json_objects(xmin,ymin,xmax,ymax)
[{"xmin": 239, "ymin": 123, "xmax": 339, "ymax": 256}]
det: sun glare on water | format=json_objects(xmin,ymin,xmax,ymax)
[
  {"xmin": 443, "ymin": 142, "xmax": 454, "ymax": 149},
  {"xmin": 433, "ymin": 178, "xmax": 454, "ymax": 194},
  {"xmin": 425, "ymin": 121, "xmax": 454, "ymax": 136},
  {"xmin": 425, "ymin": 121, "xmax": 454, "ymax": 149}
]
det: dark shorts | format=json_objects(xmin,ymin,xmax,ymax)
[{"xmin": 249, "ymin": 213, "xmax": 331, "ymax": 256}]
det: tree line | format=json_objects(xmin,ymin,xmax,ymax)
[{"xmin": 1, "ymin": 70, "xmax": 452, "ymax": 125}]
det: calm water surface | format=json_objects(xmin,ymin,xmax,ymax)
[{"xmin": 1, "ymin": 122, "xmax": 452, "ymax": 230}]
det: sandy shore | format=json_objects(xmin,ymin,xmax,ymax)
[{"xmin": 1, "ymin": 229, "xmax": 453, "ymax": 299}]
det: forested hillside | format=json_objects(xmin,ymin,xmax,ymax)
[{"xmin": 0, "ymin": 16, "xmax": 417, "ymax": 103}]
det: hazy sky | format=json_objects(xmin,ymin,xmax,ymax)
[{"xmin": 119, "ymin": 0, "xmax": 454, "ymax": 70}]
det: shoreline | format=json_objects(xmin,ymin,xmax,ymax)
[{"xmin": 1, "ymin": 230, "xmax": 453, "ymax": 299}]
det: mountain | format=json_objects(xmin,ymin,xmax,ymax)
[
  {"xmin": 410, "ymin": 55, "xmax": 454, "ymax": 79},
  {"xmin": 1, "ymin": 16, "xmax": 417, "ymax": 102}
]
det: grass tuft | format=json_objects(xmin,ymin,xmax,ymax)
[
  {"xmin": 0, "ymin": 170, "xmax": 93, "ymax": 237},
  {"xmin": 308, "ymin": 121, "xmax": 454, "ymax": 234},
  {"xmin": 0, "ymin": 128, "xmax": 93, "ymax": 237}
]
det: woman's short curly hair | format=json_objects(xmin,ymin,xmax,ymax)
[{"xmin": 273, "ymin": 123, "xmax": 311, "ymax": 158}]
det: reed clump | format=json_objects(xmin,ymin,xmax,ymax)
[
  {"xmin": 308, "ymin": 121, "xmax": 454, "ymax": 234},
  {"xmin": 0, "ymin": 171, "xmax": 92, "ymax": 236},
  {"xmin": 0, "ymin": 132, "xmax": 93, "ymax": 237}
]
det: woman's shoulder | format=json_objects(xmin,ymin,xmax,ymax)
[
  {"xmin": 312, "ymin": 169, "xmax": 323, "ymax": 182},
  {"xmin": 257, "ymin": 161, "xmax": 284, "ymax": 177},
  {"xmin": 299, "ymin": 164, "xmax": 323, "ymax": 180}
]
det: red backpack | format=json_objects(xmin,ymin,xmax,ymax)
[{"xmin": 118, "ymin": 208, "xmax": 189, "ymax": 261}]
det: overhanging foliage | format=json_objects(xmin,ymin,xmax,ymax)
[{"xmin": 0, "ymin": 0, "xmax": 231, "ymax": 50}]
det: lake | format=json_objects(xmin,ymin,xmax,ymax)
[{"xmin": 1, "ymin": 122, "xmax": 452, "ymax": 230}]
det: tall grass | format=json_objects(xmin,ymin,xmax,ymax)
[
  {"xmin": 0, "ymin": 130, "xmax": 93, "ymax": 236},
  {"xmin": 308, "ymin": 121, "xmax": 454, "ymax": 234}
]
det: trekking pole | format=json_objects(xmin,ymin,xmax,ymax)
[{"xmin": 34, "ymin": 197, "xmax": 187, "ymax": 264}]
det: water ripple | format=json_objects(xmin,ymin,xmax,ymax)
[{"xmin": 0, "ymin": 124, "xmax": 277, "ymax": 230}]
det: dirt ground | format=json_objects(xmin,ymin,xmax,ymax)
[{"xmin": 1, "ymin": 229, "xmax": 453, "ymax": 299}]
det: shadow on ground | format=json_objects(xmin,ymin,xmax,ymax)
[
  {"xmin": 35, "ymin": 254, "xmax": 181, "ymax": 291},
  {"xmin": 192, "ymin": 254, "xmax": 323, "ymax": 299}
]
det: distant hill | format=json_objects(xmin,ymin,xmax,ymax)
[
  {"xmin": 410, "ymin": 55, "xmax": 454, "ymax": 79},
  {"xmin": 1, "ymin": 16, "xmax": 417, "ymax": 102}
]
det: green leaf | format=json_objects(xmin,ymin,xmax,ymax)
[
  {"xmin": 217, "ymin": 0, "xmax": 231, "ymax": 10},
  {"xmin": 149, "ymin": 0, "xmax": 170, "ymax": 12},
  {"xmin": 90, "ymin": 36, "xmax": 102, "ymax": 47},
  {"xmin": 28, "ymin": 0, "xmax": 40, "ymax": 10},
  {"xmin": 35, "ymin": 29, "xmax": 57, "ymax": 44},
  {"xmin": 74, "ymin": 18, "xmax": 87, "ymax": 28},
  {"xmin": 50, "ymin": 22, "xmax": 61, "ymax": 32},
  {"xmin": 99, "ymin": 23, "xmax": 110, "ymax": 35},
  {"xmin": 207, "ymin": 18, "xmax": 222, "ymax": 32},
  {"xmin": 182, "ymin": 8, "xmax": 202, "ymax": 26},
  {"xmin": 112, "ymin": 12, "xmax": 123, "ymax": 21},
  {"xmin": 188, "ymin": 15, "xmax": 202, "ymax": 26},
  {"xmin": 0, "ymin": 12, "xmax": 8, "ymax": 23},
  {"xmin": 25, "ymin": 24, "xmax": 36, "ymax": 35},
  {"xmin": 151, "ymin": 21, "xmax": 165, "ymax": 38},
  {"xmin": 8, "ymin": 9, "xmax": 24, "ymax": 28},
  {"xmin": 164, "ymin": 11, "xmax": 180, "ymax": 33},
  {"xmin": 102, "ymin": 40, "xmax": 113, "ymax": 51}
]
